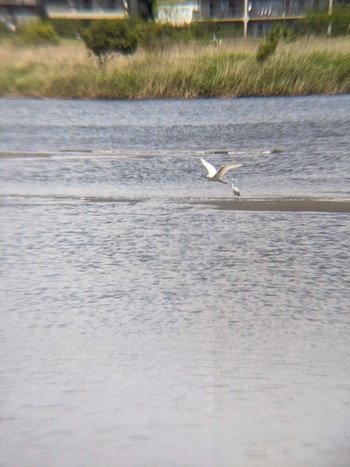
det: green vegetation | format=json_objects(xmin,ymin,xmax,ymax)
[
  {"xmin": 256, "ymin": 28, "xmax": 279, "ymax": 63},
  {"xmin": 256, "ymin": 38, "xmax": 278, "ymax": 63},
  {"xmin": 18, "ymin": 19, "xmax": 60, "ymax": 46},
  {"xmin": 132, "ymin": 21, "xmax": 189, "ymax": 50},
  {"xmin": 297, "ymin": 6, "xmax": 350, "ymax": 36},
  {"xmin": 0, "ymin": 7, "xmax": 350, "ymax": 99},
  {"xmin": 0, "ymin": 38, "xmax": 349, "ymax": 98},
  {"xmin": 81, "ymin": 21, "xmax": 138, "ymax": 68},
  {"xmin": 256, "ymin": 24, "xmax": 295, "ymax": 62},
  {"xmin": 331, "ymin": 6, "xmax": 350, "ymax": 36},
  {"xmin": 48, "ymin": 19, "xmax": 86, "ymax": 39}
]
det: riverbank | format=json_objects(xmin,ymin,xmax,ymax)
[
  {"xmin": 1, "ymin": 37, "xmax": 350, "ymax": 98},
  {"xmin": 194, "ymin": 197, "xmax": 350, "ymax": 212}
]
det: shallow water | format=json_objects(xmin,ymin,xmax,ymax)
[{"xmin": 0, "ymin": 96, "xmax": 350, "ymax": 466}]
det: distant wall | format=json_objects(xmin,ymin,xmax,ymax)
[
  {"xmin": 157, "ymin": 4, "xmax": 198, "ymax": 24},
  {"xmin": 0, "ymin": 0, "xmax": 38, "ymax": 5}
]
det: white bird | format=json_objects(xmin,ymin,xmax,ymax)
[
  {"xmin": 200, "ymin": 158, "xmax": 241, "ymax": 184},
  {"xmin": 231, "ymin": 178, "xmax": 241, "ymax": 199}
]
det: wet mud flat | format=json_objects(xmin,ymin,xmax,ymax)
[{"xmin": 192, "ymin": 197, "xmax": 350, "ymax": 213}]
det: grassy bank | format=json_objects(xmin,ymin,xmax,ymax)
[{"xmin": 0, "ymin": 38, "xmax": 350, "ymax": 98}]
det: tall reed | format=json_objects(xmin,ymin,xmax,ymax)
[{"xmin": 0, "ymin": 38, "xmax": 349, "ymax": 98}]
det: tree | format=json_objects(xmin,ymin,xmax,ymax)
[{"xmin": 82, "ymin": 21, "xmax": 138, "ymax": 69}]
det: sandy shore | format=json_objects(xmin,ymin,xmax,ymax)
[
  {"xmin": 1, "ymin": 194, "xmax": 350, "ymax": 212},
  {"xmin": 192, "ymin": 197, "xmax": 350, "ymax": 213}
]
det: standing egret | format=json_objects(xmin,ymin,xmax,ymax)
[
  {"xmin": 231, "ymin": 178, "xmax": 241, "ymax": 199},
  {"xmin": 200, "ymin": 158, "xmax": 241, "ymax": 184}
]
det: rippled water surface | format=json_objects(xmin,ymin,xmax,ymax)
[{"xmin": 1, "ymin": 96, "xmax": 350, "ymax": 466}]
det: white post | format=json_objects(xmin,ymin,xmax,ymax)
[
  {"xmin": 243, "ymin": 0, "xmax": 249, "ymax": 38},
  {"xmin": 327, "ymin": 0, "xmax": 334, "ymax": 35}
]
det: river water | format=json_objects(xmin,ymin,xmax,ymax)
[{"xmin": 0, "ymin": 96, "xmax": 349, "ymax": 466}]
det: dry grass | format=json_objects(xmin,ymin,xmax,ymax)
[
  {"xmin": 279, "ymin": 36, "xmax": 350, "ymax": 55},
  {"xmin": 1, "ymin": 36, "xmax": 349, "ymax": 67},
  {"xmin": 0, "ymin": 37, "xmax": 349, "ymax": 98},
  {"xmin": 0, "ymin": 40, "xmax": 85, "ymax": 67}
]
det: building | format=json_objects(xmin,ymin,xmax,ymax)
[
  {"xmin": 0, "ymin": 0, "xmax": 153, "ymax": 22},
  {"xmin": 160, "ymin": 0, "xmax": 331, "ymax": 35},
  {"xmin": 0, "ymin": 0, "xmax": 336, "ymax": 36},
  {"xmin": 0, "ymin": 0, "xmax": 41, "ymax": 22}
]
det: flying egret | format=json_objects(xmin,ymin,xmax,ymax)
[
  {"xmin": 231, "ymin": 178, "xmax": 241, "ymax": 199},
  {"xmin": 200, "ymin": 157, "xmax": 241, "ymax": 184}
]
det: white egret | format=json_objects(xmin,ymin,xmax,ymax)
[
  {"xmin": 231, "ymin": 178, "xmax": 241, "ymax": 199},
  {"xmin": 200, "ymin": 158, "xmax": 241, "ymax": 184}
]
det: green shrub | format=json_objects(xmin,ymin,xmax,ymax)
[
  {"xmin": 296, "ymin": 12, "xmax": 329, "ymax": 35},
  {"xmin": 256, "ymin": 25, "xmax": 276, "ymax": 63},
  {"xmin": 256, "ymin": 37, "xmax": 278, "ymax": 62},
  {"xmin": 255, "ymin": 23, "xmax": 295, "ymax": 63},
  {"xmin": 47, "ymin": 19, "xmax": 87, "ymax": 39},
  {"xmin": 296, "ymin": 7, "xmax": 350, "ymax": 36},
  {"xmin": 132, "ymin": 21, "xmax": 189, "ymax": 50},
  {"xmin": 267, "ymin": 23, "xmax": 295, "ymax": 43},
  {"xmin": 82, "ymin": 20, "xmax": 138, "ymax": 69},
  {"xmin": 332, "ymin": 5, "xmax": 350, "ymax": 36},
  {"xmin": 19, "ymin": 20, "xmax": 60, "ymax": 46}
]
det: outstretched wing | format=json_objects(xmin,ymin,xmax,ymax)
[
  {"xmin": 200, "ymin": 158, "xmax": 217, "ymax": 177},
  {"xmin": 217, "ymin": 163, "xmax": 242, "ymax": 178}
]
